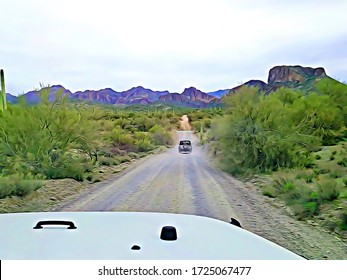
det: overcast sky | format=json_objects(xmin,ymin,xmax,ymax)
[{"xmin": 1, "ymin": 0, "xmax": 347, "ymax": 95}]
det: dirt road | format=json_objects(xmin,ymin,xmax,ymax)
[
  {"xmin": 57, "ymin": 131, "xmax": 347, "ymax": 259},
  {"xmin": 179, "ymin": 115, "xmax": 192, "ymax": 130}
]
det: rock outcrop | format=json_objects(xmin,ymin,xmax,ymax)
[
  {"xmin": 268, "ymin": 65, "xmax": 326, "ymax": 84},
  {"xmin": 158, "ymin": 87, "xmax": 219, "ymax": 107},
  {"xmin": 227, "ymin": 65, "xmax": 329, "ymax": 95},
  {"xmin": 159, "ymin": 92, "xmax": 190, "ymax": 103},
  {"xmin": 181, "ymin": 87, "xmax": 216, "ymax": 102},
  {"xmin": 72, "ymin": 88, "xmax": 120, "ymax": 104}
]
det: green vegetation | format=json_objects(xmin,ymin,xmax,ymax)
[
  {"xmin": 208, "ymin": 78, "xmax": 346, "ymax": 231},
  {"xmin": 186, "ymin": 108, "xmax": 224, "ymax": 144},
  {"xmin": 0, "ymin": 174, "xmax": 42, "ymax": 199},
  {"xmin": 0, "ymin": 87, "xmax": 180, "ymax": 200},
  {"xmin": 1, "ymin": 75, "xmax": 346, "ymax": 233},
  {"xmin": 212, "ymin": 80, "xmax": 346, "ymax": 174}
]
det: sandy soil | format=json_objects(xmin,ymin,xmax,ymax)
[{"xmin": 56, "ymin": 131, "xmax": 347, "ymax": 259}]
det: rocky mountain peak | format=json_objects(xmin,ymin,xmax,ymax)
[{"xmin": 268, "ymin": 65, "xmax": 326, "ymax": 85}]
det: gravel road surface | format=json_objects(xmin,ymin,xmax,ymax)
[{"xmin": 57, "ymin": 131, "xmax": 347, "ymax": 259}]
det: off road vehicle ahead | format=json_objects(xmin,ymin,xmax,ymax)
[{"xmin": 178, "ymin": 140, "xmax": 192, "ymax": 153}]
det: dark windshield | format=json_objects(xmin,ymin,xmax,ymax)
[{"xmin": 179, "ymin": 140, "xmax": 191, "ymax": 145}]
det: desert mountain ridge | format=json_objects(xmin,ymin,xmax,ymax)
[{"xmin": 6, "ymin": 65, "xmax": 338, "ymax": 107}]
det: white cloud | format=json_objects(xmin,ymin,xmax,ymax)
[{"xmin": 1, "ymin": 0, "xmax": 347, "ymax": 94}]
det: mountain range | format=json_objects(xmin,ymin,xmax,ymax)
[
  {"xmin": 6, "ymin": 85, "xmax": 221, "ymax": 108},
  {"xmin": 6, "ymin": 65, "xmax": 336, "ymax": 108}
]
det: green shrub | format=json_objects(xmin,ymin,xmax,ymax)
[
  {"xmin": 291, "ymin": 201, "xmax": 320, "ymax": 219},
  {"xmin": 283, "ymin": 184, "xmax": 321, "ymax": 219},
  {"xmin": 128, "ymin": 152, "xmax": 140, "ymax": 159},
  {"xmin": 81, "ymin": 162, "xmax": 94, "ymax": 173},
  {"xmin": 118, "ymin": 134, "xmax": 135, "ymax": 148},
  {"xmin": 337, "ymin": 213, "xmax": 347, "ymax": 231},
  {"xmin": 44, "ymin": 161, "xmax": 85, "ymax": 182},
  {"xmin": 271, "ymin": 172, "xmax": 296, "ymax": 194},
  {"xmin": 262, "ymin": 186, "xmax": 277, "ymax": 198},
  {"xmin": 99, "ymin": 157, "xmax": 117, "ymax": 166},
  {"xmin": 116, "ymin": 155, "xmax": 132, "ymax": 163},
  {"xmin": 317, "ymin": 175, "xmax": 339, "ymax": 202},
  {"xmin": 0, "ymin": 92, "xmax": 98, "ymax": 180},
  {"xmin": 149, "ymin": 125, "xmax": 173, "ymax": 146},
  {"xmin": 338, "ymin": 190, "xmax": 347, "ymax": 199},
  {"xmin": 135, "ymin": 138, "xmax": 154, "ymax": 152},
  {"xmin": 134, "ymin": 132, "xmax": 148, "ymax": 141},
  {"xmin": 283, "ymin": 181, "xmax": 295, "ymax": 192},
  {"xmin": 214, "ymin": 81, "xmax": 346, "ymax": 174},
  {"xmin": 0, "ymin": 175, "xmax": 42, "ymax": 199},
  {"xmin": 97, "ymin": 149, "xmax": 114, "ymax": 158},
  {"xmin": 337, "ymin": 158, "xmax": 347, "ymax": 167},
  {"xmin": 316, "ymin": 168, "xmax": 330, "ymax": 175},
  {"xmin": 295, "ymin": 169, "xmax": 315, "ymax": 183},
  {"xmin": 325, "ymin": 163, "xmax": 345, "ymax": 178}
]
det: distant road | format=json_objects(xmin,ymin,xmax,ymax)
[{"xmin": 59, "ymin": 131, "xmax": 239, "ymax": 222}]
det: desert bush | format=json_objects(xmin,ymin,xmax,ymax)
[
  {"xmin": 214, "ymin": 81, "xmax": 346, "ymax": 174},
  {"xmin": 271, "ymin": 172, "xmax": 296, "ymax": 194},
  {"xmin": 315, "ymin": 78, "xmax": 347, "ymax": 126},
  {"xmin": 0, "ymin": 89, "xmax": 98, "ymax": 179},
  {"xmin": 80, "ymin": 162, "xmax": 94, "ymax": 173},
  {"xmin": 149, "ymin": 125, "xmax": 173, "ymax": 146},
  {"xmin": 290, "ymin": 201, "xmax": 320, "ymax": 220},
  {"xmin": 337, "ymin": 158, "xmax": 347, "ymax": 167},
  {"xmin": 116, "ymin": 155, "xmax": 132, "ymax": 163},
  {"xmin": 128, "ymin": 152, "xmax": 140, "ymax": 159},
  {"xmin": 99, "ymin": 157, "xmax": 118, "ymax": 166},
  {"xmin": 97, "ymin": 149, "xmax": 114, "ymax": 158},
  {"xmin": 262, "ymin": 186, "xmax": 277, "ymax": 198},
  {"xmin": 214, "ymin": 87, "xmax": 321, "ymax": 174},
  {"xmin": 295, "ymin": 169, "xmax": 316, "ymax": 183},
  {"xmin": 281, "ymin": 179, "xmax": 321, "ymax": 219},
  {"xmin": 43, "ymin": 160, "xmax": 85, "ymax": 182},
  {"xmin": 113, "ymin": 118, "xmax": 131, "ymax": 129},
  {"xmin": 0, "ymin": 175, "xmax": 42, "ymax": 199},
  {"xmin": 135, "ymin": 138, "xmax": 154, "ymax": 152},
  {"xmin": 337, "ymin": 212, "xmax": 347, "ymax": 231},
  {"xmin": 316, "ymin": 175, "xmax": 339, "ymax": 202},
  {"xmin": 134, "ymin": 132, "xmax": 148, "ymax": 141},
  {"xmin": 268, "ymin": 172, "xmax": 322, "ymax": 219},
  {"xmin": 118, "ymin": 134, "xmax": 135, "ymax": 149}
]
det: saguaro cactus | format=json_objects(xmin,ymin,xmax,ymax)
[
  {"xmin": 0, "ymin": 69, "xmax": 7, "ymax": 111},
  {"xmin": 200, "ymin": 124, "xmax": 204, "ymax": 141}
]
